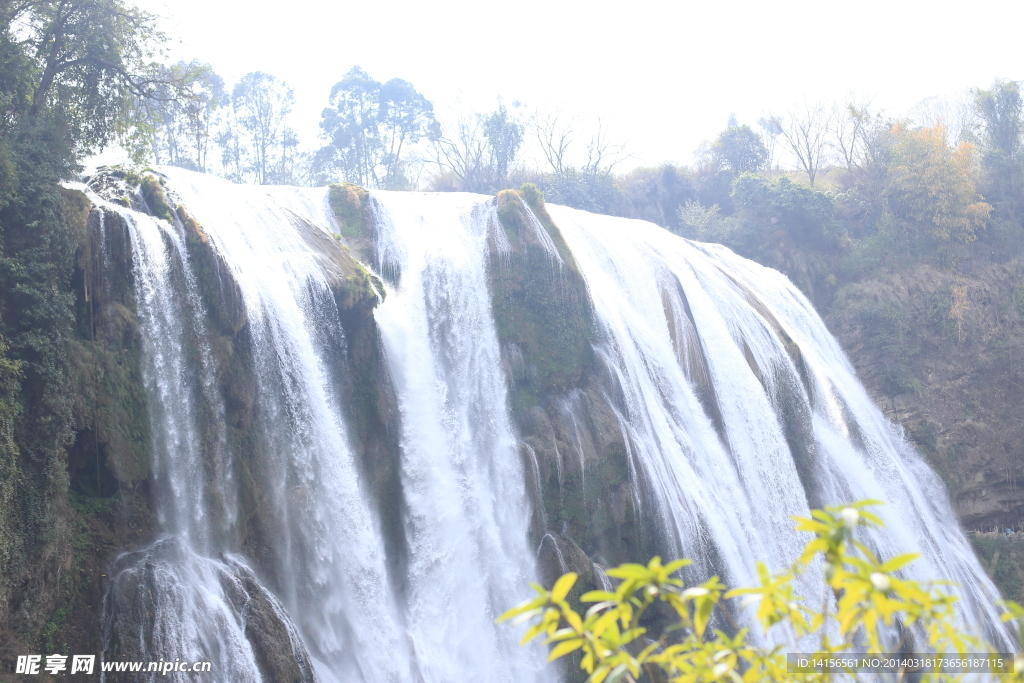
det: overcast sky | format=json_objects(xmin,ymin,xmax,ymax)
[{"xmin": 138, "ymin": 0, "xmax": 1024, "ymax": 171}]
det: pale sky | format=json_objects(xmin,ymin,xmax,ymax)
[{"xmin": 138, "ymin": 0, "xmax": 1024, "ymax": 171}]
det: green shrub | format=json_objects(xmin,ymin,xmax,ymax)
[{"xmin": 503, "ymin": 501, "xmax": 1021, "ymax": 683}]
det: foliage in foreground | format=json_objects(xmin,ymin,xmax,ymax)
[{"xmin": 501, "ymin": 501, "xmax": 1024, "ymax": 682}]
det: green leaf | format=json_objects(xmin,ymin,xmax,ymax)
[
  {"xmin": 520, "ymin": 622, "xmax": 545, "ymax": 645},
  {"xmin": 606, "ymin": 663, "xmax": 630, "ymax": 683},
  {"xmin": 548, "ymin": 638, "xmax": 584, "ymax": 661},
  {"xmin": 564, "ymin": 609, "xmax": 584, "ymax": 632},
  {"xmin": 880, "ymin": 552, "xmax": 919, "ymax": 572},
  {"xmin": 497, "ymin": 597, "xmax": 545, "ymax": 623},
  {"xmin": 606, "ymin": 564, "xmax": 652, "ymax": 581},
  {"xmin": 551, "ymin": 573, "xmax": 578, "ymax": 602},
  {"xmin": 581, "ymin": 590, "xmax": 617, "ymax": 603},
  {"xmin": 664, "ymin": 558, "xmax": 693, "ymax": 574}
]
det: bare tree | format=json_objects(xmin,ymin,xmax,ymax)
[
  {"xmin": 768, "ymin": 101, "xmax": 833, "ymax": 187},
  {"xmin": 583, "ymin": 118, "xmax": 628, "ymax": 175},
  {"xmin": 430, "ymin": 114, "xmax": 489, "ymax": 191},
  {"xmin": 828, "ymin": 100, "xmax": 893, "ymax": 189},
  {"xmin": 909, "ymin": 93, "xmax": 980, "ymax": 144},
  {"xmin": 833, "ymin": 97, "xmax": 876, "ymax": 173},
  {"xmin": 757, "ymin": 116, "xmax": 782, "ymax": 170},
  {"xmin": 534, "ymin": 110, "xmax": 575, "ymax": 175}
]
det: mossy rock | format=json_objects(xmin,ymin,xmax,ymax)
[
  {"xmin": 489, "ymin": 186, "xmax": 596, "ymax": 413},
  {"xmin": 139, "ymin": 174, "xmax": 175, "ymax": 223},
  {"xmin": 60, "ymin": 186, "xmax": 91, "ymax": 248},
  {"xmin": 178, "ymin": 205, "xmax": 248, "ymax": 336},
  {"xmin": 328, "ymin": 183, "xmax": 371, "ymax": 240}
]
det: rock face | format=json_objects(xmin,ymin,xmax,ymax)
[
  {"xmin": 827, "ymin": 260, "xmax": 1024, "ymax": 531},
  {"xmin": 74, "ymin": 169, "xmax": 323, "ymax": 680},
  {"xmin": 487, "ymin": 188, "xmax": 652, "ymax": 600},
  {"xmin": 101, "ymin": 538, "xmax": 316, "ymax": 683},
  {"xmin": 49, "ymin": 171, "xmax": 1023, "ymax": 668}
]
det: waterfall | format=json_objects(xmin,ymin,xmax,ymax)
[
  {"xmin": 88, "ymin": 195, "xmax": 293, "ymax": 682},
  {"xmin": 87, "ymin": 167, "xmax": 1010, "ymax": 682},
  {"xmin": 547, "ymin": 204, "xmax": 1012, "ymax": 648},
  {"xmin": 145, "ymin": 172, "xmax": 410, "ymax": 682},
  {"xmin": 371, "ymin": 192, "xmax": 551, "ymax": 682}
]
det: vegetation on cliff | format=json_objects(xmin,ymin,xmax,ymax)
[
  {"xmin": 506, "ymin": 502, "xmax": 1022, "ymax": 683},
  {"xmin": 0, "ymin": 0, "xmax": 197, "ymax": 656},
  {"xmin": 672, "ymin": 87, "xmax": 1024, "ymax": 540}
]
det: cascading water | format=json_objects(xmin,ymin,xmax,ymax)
[
  {"xmin": 546, "ymin": 204, "xmax": 1012, "ymax": 648},
  {"xmin": 95, "ymin": 170, "xmax": 552, "ymax": 683},
  {"xmin": 88, "ymin": 193, "xmax": 303, "ymax": 682},
  {"xmin": 371, "ymin": 192, "xmax": 551, "ymax": 682},
  {"xmin": 88, "ymin": 166, "xmax": 1010, "ymax": 683},
  {"xmin": 142, "ymin": 172, "xmax": 409, "ymax": 683}
]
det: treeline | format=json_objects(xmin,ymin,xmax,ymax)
[
  {"xmin": 144, "ymin": 63, "xmax": 632, "ymax": 196},
  {"xmin": 674, "ymin": 83, "xmax": 1024, "ymax": 301},
  {"xmin": 144, "ymin": 63, "xmax": 1024, "ymax": 277}
]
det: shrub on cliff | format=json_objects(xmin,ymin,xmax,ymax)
[{"xmin": 503, "ymin": 501, "xmax": 1020, "ymax": 683}]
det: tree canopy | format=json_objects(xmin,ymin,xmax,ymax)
[
  {"xmin": 712, "ymin": 125, "xmax": 768, "ymax": 174},
  {"xmin": 885, "ymin": 124, "xmax": 990, "ymax": 248},
  {"xmin": 317, "ymin": 66, "xmax": 437, "ymax": 189},
  {"xmin": 0, "ymin": 0, "xmax": 192, "ymax": 159}
]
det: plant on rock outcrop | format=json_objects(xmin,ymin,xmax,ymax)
[{"xmin": 501, "ymin": 501, "xmax": 1023, "ymax": 682}]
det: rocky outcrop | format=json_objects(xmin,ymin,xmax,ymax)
[
  {"xmin": 490, "ymin": 187, "xmax": 653, "ymax": 597},
  {"xmin": 827, "ymin": 259, "xmax": 1024, "ymax": 531},
  {"xmin": 101, "ymin": 538, "xmax": 316, "ymax": 683},
  {"xmin": 64, "ymin": 169, "xmax": 323, "ymax": 679}
]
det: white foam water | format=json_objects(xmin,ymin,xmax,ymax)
[
  {"xmin": 547, "ymin": 204, "xmax": 1011, "ymax": 648},
  {"xmin": 92, "ymin": 168, "xmax": 1011, "ymax": 683}
]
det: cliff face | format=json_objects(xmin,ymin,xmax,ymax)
[
  {"xmin": 8, "ymin": 169, "xmax": 1018, "ymax": 666},
  {"xmin": 752, "ymin": 243, "xmax": 1024, "ymax": 602},
  {"xmin": 487, "ymin": 189, "xmax": 642, "ymax": 573},
  {"xmin": 825, "ymin": 259, "xmax": 1024, "ymax": 531}
]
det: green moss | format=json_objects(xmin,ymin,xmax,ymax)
[
  {"xmin": 517, "ymin": 183, "xmax": 579, "ymax": 268},
  {"xmin": 495, "ymin": 189, "xmax": 527, "ymax": 244},
  {"xmin": 490, "ymin": 188, "xmax": 596, "ymax": 413},
  {"xmin": 61, "ymin": 187, "xmax": 91, "ymax": 247},
  {"xmin": 42, "ymin": 606, "xmax": 70, "ymax": 652},
  {"xmin": 178, "ymin": 205, "xmax": 247, "ymax": 336},
  {"xmin": 328, "ymin": 183, "xmax": 371, "ymax": 239},
  {"xmin": 970, "ymin": 533, "xmax": 1024, "ymax": 603},
  {"xmin": 339, "ymin": 258, "xmax": 383, "ymax": 309},
  {"xmin": 140, "ymin": 174, "xmax": 175, "ymax": 223}
]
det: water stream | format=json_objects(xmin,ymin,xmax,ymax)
[{"xmin": 90, "ymin": 170, "xmax": 1010, "ymax": 682}]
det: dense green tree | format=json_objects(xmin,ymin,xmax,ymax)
[
  {"xmin": 0, "ymin": 0, "xmax": 184, "ymax": 636},
  {"xmin": 976, "ymin": 81, "xmax": 1024, "ymax": 182},
  {"xmin": 731, "ymin": 173, "xmax": 838, "ymax": 250},
  {"xmin": 318, "ymin": 66, "xmax": 437, "ymax": 189},
  {"xmin": 884, "ymin": 124, "xmax": 990, "ymax": 251},
  {"xmin": 712, "ymin": 124, "xmax": 768, "ymax": 174},
  {"xmin": 1, "ymin": 0, "xmax": 195, "ymax": 157},
  {"xmin": 691, "ymin": 123, "xmax": 768, "ymax": 212},
  {"xmin": 975, "ymin": 80, "xmax": 1024, "ymax": 251},
  {"xmin": 482, "ymin": 102, "xmax": 524, "ymax": 187},
  {"xmin": 617, "ymin": 165, "xmax": 694, "ymax": 232}
]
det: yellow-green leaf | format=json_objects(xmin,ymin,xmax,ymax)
[
  {"xmin": 551, "ymin": 573, "xmax": 578, "ymax": 602},
  {"xmin": 548, "ymin": 638, "xmax": 584, "ymax": 661}
]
